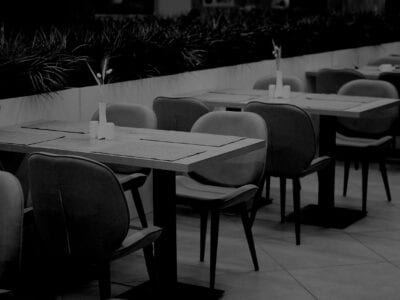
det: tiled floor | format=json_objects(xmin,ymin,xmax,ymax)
[{"xmin": 61, "ymin": 161, "xmax": 400, "ymax": 299}]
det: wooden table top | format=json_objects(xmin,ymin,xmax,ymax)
[
  {"xmin": 0, "ymin": 121, "xmax": 266, "ymax": 173},
  {"xmin": 184, "ymin": 89, "xmax": 400, "ymax": 118},
  {"xmin": 306, "ymin": 66, "xmax": 400, "ymax": 80}
]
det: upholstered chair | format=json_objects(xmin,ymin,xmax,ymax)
[
  {"xmin": 176, "ymin": 111, "xmax": 267, "ymax": 288},
  {"xmin": 245, "ymin": 102, "xmax": 332, "ymax": 245},
  {"xmin": 28, "ymin": 153, "xmax": 162, "ymax": 299},
  {"xmin": 336, "ymin": 79, "xmax": 399, "ymax": 213},
  {"xmin": 153, "ymin": 97, "xmax": 211, "ymax": 132}
]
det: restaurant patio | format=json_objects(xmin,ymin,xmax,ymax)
[{"xmin": 2, "ymin": 1, "xmax": 400, "ymax": 299}]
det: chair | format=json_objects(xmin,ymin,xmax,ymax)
[
  {"xmin": 315, "ymin": 68, "xmax": 365, "ymax": 94},
  {"xmin": 153, "ymin": 97, "xmax": 211, "ymax": 131},
  {"xmin": 336, "ymin": 79, "xmax": 399, "ymax": 213},
  {"xmin": 368, "ymin": 56, "xmax": 400, "ymax": 66},
  {"xmin": 253, "ymin": 75, "xmax": 304, "ymax": 92},
  {"xmin": 375, "ymin": 73, "xmax": 400, "ymax": 140},
  {"xmin": 378, "ymin": 72, "xmax": 400, "ymax": 96},
  {"xmin": 245, "ymin": 102, "xmax": 332, "ymax": 245},
  {"xmin": 0, "ymin": 171, "xmax": 24, "ymax": 294},
  {"xmin": 92, "ymin": 103, "xmax": 157, "ymax": 227},
  {"xmin": 28, "ymin": 153, "xmax": 162, "ymax": 299},
  {"xmin": 175, "ymin": 111, "xmax": 267, "ymax": 288}
]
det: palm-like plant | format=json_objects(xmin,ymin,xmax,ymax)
[{"xmin": 0, "ymin": 9, "xmax": 399, "ymax": 99}]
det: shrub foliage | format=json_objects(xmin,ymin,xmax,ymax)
[{"xmin": 1, "ymin": 9, "xmax": 400, "ymax": 99}]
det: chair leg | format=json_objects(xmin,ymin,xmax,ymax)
[
  {"xmin": 343, "ymin": 160, "xmax": 350, "ymax": 197},
  {"xmin": 250, "ymin": 175, "xmax": 270, "ymax": 224},
  {"xmin": 379, "ymin": 160, "xmax": 392, "ymax": 202},
  {"xmin": 143, "ymin": 245, "xmax": 156, "ymax": 284},
  {"xmin": 98, "ymin": 262, "xmax": 111, "ymax": 300},
  {"xmin": 249, "ymin": 197, "xmax": 258, "ymax": 226},
  {"xmin": 361, "ymin": 161, "xmax": 369, "ymax": 214},
  {"xmin": 265, "ymin": 175, "xmax": 271, "ymax": 202},
  {"xmin": 210, "ymin": 211, "xmax": 220, "ymax": 289},
  {"xmin": 240, "ymin": 204, "xmax": 259, "ymax": 271},
  {"xmin": 200, "ymin": 210, "xmax": 208, "ymax": 262},
  {"xmin": 280, "ymin": 177, "xmax": 286, "ymax": 223},
  {"xmin": 292, "ymin": 178, "xmax": 301, "ymax": 246},
  {"xmin": 130, "ymin": 188, "xmax": 148, "ymax": 228}
]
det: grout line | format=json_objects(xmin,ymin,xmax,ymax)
[
  {"xmin": 285, "ymin": 271, "xmax": 319, "ymax": 300},
  {"xmin": 345, "ymin": 231, "xmax": 393, "ymax": 264},
  {"xmin": 349, "ymin": 230, "xmax": 400, "ymax": 242},
  {"xmin": 389, "ymin": 261, "xmax": 400, "ymax": 272},
  {"xmin": 279, "ymin": 260, "xmax": 388, "ymax": 272},
  {"xmin": 257, "ymin": 246, "xmax": 318, "ymax": 299}
]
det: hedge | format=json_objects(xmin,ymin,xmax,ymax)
[{"xmin": 1, "ymin": 8, "xmax": 400, "ymax": 99}]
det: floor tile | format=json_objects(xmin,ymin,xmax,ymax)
[
  {"xmin": 256, "ymin": 226, "xmax": 384, "ymax": 270},
  {"xmin": 61, "ymin": 282, "xmax": 132, "ymax": 299},
  {"xmin": 110, "ymin": 251, "xmax": 149, "ymax": 286},
  {"xmin": 290, "ymin": 262, "xmax": 400, "ymax": 300},
  {"xmin": 351, "ymin": 231, "xmax": 400, "ymax": 261},
  {"xmin": 219, "ymin": 270, "xmax": 316, "ymax": 300}
]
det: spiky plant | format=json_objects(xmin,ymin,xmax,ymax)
[{"xmin": 0, "ymin": 25, "xmax": 87, "ymax": 98}]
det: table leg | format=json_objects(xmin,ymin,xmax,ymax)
[
  {"xmin": 152, "ymin": 169, "xmax": 177, "ymax": 287},
  {"xmin": 318, "ymin": 115, "xmax": 336, "ymax": 208}
]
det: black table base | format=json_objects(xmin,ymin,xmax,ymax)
[
  {"xmin": 118, "ymin": 281, "xmax": 224, "ymax": 300},
  {"xmin": 286, "ymin": 204, "xmax": 366, "ymax": 229}
]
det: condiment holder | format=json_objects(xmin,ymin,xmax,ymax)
[
  {"xmin": 268, "ymin": 84, "xmax": 291, "ymax": 99},
  {"xmin": 89, "ymin": 102, "xmax": 115, "ymax": 140}
]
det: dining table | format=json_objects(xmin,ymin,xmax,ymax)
[
  {"xmin": 305, "ymin": 66, "xmax": 400, "ymax": 91},
  {"xmin": 307, "ymin": 66, "xmax": 400, "ymax": 79},
  {"xmin": 178, "ymin": 88, "xmax": 400, "ymax": 229},
  {"xmin": 0, "ymin": 120, "xmax": 266, "ymax": 299}
]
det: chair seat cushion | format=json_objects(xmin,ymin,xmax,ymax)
[
  {"xmin": 300, "ymin": 156, "xmax": 332, "ymax": 177},
  {"xmin": 113, "ymin": 226, "xmax": 162, "ymax": 260},
  {"xmin": 115, "ymin": 172, "xmax": 148, "ymax": 189},
  {"xmin": 176, "ymin": 175, "xmax": 258, "ymax": 209},
  {"xmin": 336, "ymin": 134, "xmax": 393, "ymax": 148}
]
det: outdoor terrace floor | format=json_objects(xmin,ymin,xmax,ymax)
[{"xmin": 59, "ymin": 161, "xmax": 400, "ymax": 299}]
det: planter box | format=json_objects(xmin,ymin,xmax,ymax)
[
  {"xmin": 2, "ymin": 41, "xmax": 399, "ymax": 127},
  {"xmin": 2, "ymin": 41, "xmax": 400, "ymax": 215}
]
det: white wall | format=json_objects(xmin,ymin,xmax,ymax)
[{"xmin": 155, "ymin": 0, "xmax": 192, "ymax": 16}]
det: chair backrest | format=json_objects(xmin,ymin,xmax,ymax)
[
  {"xmin": 245, "ymin": 102, "xmax": 316, "ymax": 177},
  {"xmin": 91, "ymin": 103, "xmax": 157, "ymax": 129},
  {"xmin": 368, "ymin": 56, "xmax": 400, "ymax": 66},
  {"xmin": 337, "ymin": 79, "xmax": 399, "ymax": 137},
  {"xmin": 316, "ymin": 68, "xmax": 365, "ymax": 94},
  {"xmin": 189, "ymin": 111, "xmax": 267, "ymax": 187},
  {"xmin": 28, "ymin": 153, "xmax": 130, "ymax": 263},
  {"xmin": 378, "ymin": 72, "xmax": 400, "ymax": 97},
  {"xmin": 153, "ymin": 97, "xmax": 211, "ymax": 132},
  {"xmin": 0, "ymin": 171, "xmax": 24, "ymax": 289},
  {"xmin": 253, "ymin": 75, "xmax": 304, "ymax": 92}
]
